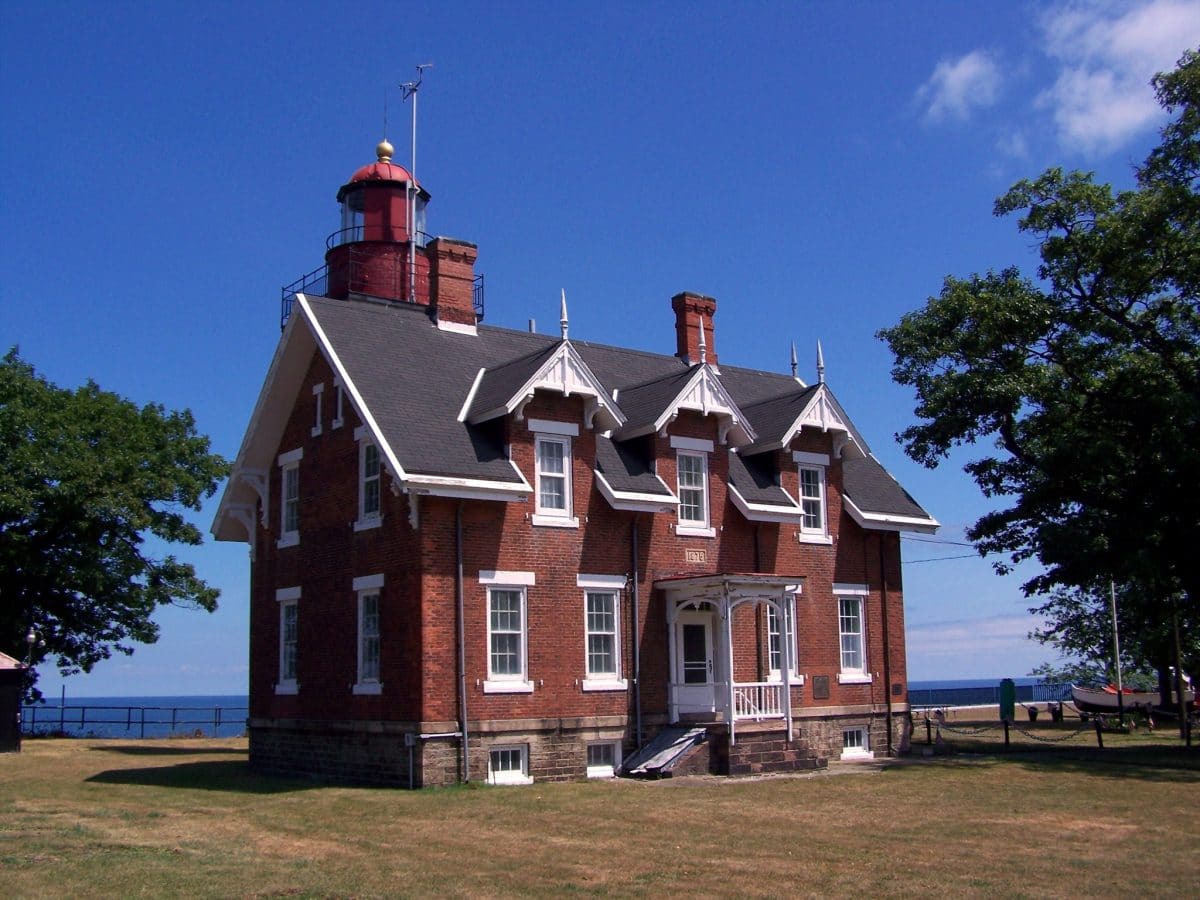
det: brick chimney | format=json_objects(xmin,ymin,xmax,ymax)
[
  {"xmin": 672, "ymin": 292, "xmax": 717, "ymax": 365},
  {"xmin": 429, "ymin": 237, "xmax": 479, "ymax": 330}
]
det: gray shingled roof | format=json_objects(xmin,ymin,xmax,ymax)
[
  {"xmin": 842, "ymin": 456, "xmax": 931, "ymax": 520},
  {"xmin": 302, "ymin": 294, "xmax": 933, "ymax": 522}
]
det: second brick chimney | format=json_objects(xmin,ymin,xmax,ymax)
[
  {"xmin": 672, "ymin": 292, "xmax": 717, "ymax": 366},
  {"xmin": 429, "ymin": 237, "xmax": 479, "ymax": 330}
]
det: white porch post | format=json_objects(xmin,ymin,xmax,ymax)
[{"xmin": 781, "ymin": 591, "xmax": 793, "ymax": 743}]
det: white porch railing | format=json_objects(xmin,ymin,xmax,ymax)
[{"xmin": 732, "ymin": 682, "xmax": 784, "ymax": 721}]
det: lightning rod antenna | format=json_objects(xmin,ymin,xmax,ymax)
[{"xmin": 400, "ymin": 63, "xmax": 433, "ymax": 304}]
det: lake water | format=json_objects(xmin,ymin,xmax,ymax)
[{"xmin": 21, "ymin": 679, "xmax": 1048, "ymax": 738}]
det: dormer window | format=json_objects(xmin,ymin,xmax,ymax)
[
  {"xmin": 529, "ymin": 419, "xmax": 579, "ymax": 527},
  {"xmin": 671, "ymin": 436, "xmax": 715, "ymax": 537},
  {"xmin": 794, "ymin": 451, "xmax": 829, "ymax": 540}
]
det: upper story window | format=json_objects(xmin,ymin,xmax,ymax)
[
  {"xmin": 793, "ymin": 451, "xmax": 830, "ymax": 542},
  {"xmin": 277, "ymin": 448, "xmax": 302, "ymax": 548},
  {"xmin": 276, "ymin": 586, "xmax": 300, "ymax": 694},
  {"xmin": 834, "ymin": 583, "xmax": 872, "ymax": 684},
  {"xmin": 355, "ymin": 427, "xmax": 382, "ymax": 530},
  {"xmin": 671, "ymin": 436, "xmax": 715, "ymax": 537},
  {"xmin": 331, "ymin": 378, "xmax": 345, "ymax": 429},
  {"xmin": 480, "ymin": 570, "xmax": 536, "ymax": 693},
  {"xmin": 529, "ymin": 419, "xmax": 579, "ymax": 527},
  {"xmin": 311, "ymin": 383, "xmax": 324, "ymax": 437},
  {"xmin": 353, "ymin": 573, "xmax": 384, "ymax": 694},
  {"xmin": 578, "ymin": 574, "xmax": 628, "ymax": 691}
]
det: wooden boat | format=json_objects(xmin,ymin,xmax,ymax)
[{"xmin": 1071, "ymin": 682, "xmax": 1195, "ymax": 714}]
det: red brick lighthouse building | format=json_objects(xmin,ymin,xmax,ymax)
[{"xmin": 214, "ymin": 141, "xmax": 938, "ymax": 786}]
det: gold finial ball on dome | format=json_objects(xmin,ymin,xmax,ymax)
[{"xmin": 376, "ymin": 139, "xmax": 395, "ymax": 162}]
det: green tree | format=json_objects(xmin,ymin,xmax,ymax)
[
  {"xmin": 0, "ymin": 350, "xmax": 229, "ymax": 699},
  {"xmin": 879, "ymin": 52, "xmax": 1200, "ymax": 627}
]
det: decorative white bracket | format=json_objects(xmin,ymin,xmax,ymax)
[{"xmin": 240, "ymin": 469, "xmax": 269, "ymax": 526}]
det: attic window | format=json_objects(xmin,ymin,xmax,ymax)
[{"xmin": 311, "ymin": 383, "xmax": 324, "ymax": 437}]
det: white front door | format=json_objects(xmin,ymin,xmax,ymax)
[{"xmin": 674, "ymin": 610, "xmax": 716, "ymax": 713}]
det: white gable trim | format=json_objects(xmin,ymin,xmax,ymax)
[
  {"xmin": 594, "ymin": 471, "xmax": 680, "ymax": 513},
  {"xmin": 843, "ymin": 495, "xmax": 940, "ymax": 534},
  {"xmin": 469, "ymin": 342, "xmax": 625, "ymax": 432},
  {"xmin": 622, "ymin": 366, "xmax": 754, "ymax": 447}
]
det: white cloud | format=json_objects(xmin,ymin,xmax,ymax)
[
  {"xmin": 1038, "ymin": 0, "xmax": 1200, "ymax": 154},
  {"xmin": 916, "ymin": 49, "xmax": 1003, "ymax": 123},
  {"xmin": 906, "ymin": 614, "xmax": 1049, "ymax": 680}
]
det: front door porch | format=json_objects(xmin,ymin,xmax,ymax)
[{"xmin": 658, "ymin": 574, "xmax": 804, "ymax": 745}]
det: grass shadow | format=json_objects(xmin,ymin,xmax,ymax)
[
  {"xmin": 86, "ymin": 760, "xmax": 320, "ymax": 794},
  {"xmin": 91, "ymin": 744, "xmax": 245, "ymax": 757}
]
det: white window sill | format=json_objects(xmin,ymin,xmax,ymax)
[
  {"xmin": 483, "ymin": 680, "xmax": 534, "ymax": 694},
  {"xmin": 838, "ymin": 673, "xmax": 873, "ymax": 684},
  {"xmin": 310, "ymin": 426, "xmax": 322, "ymax": 438},
  {"xmin": 840, "ymin": 749, "xmax": 875, "ymax": 761},
  {"xmin": 352, "ymin": 682, "xmax": 382, "ymax": 695},
  {"xmin": 797, "ymin": 532, "xmax": 833, "ymax": 545},
  {"xmin": 587, "ymin": 766, "xmax": 616, "ymax": 779},
  {"xmin": 676, "ymin": 525, "xmax": 716, "ymax": 538},
  {"xmin": 582, "ymin": 678, "xmax": 628, "ymax": 692},
  {"xmin": 275, "ymin": 682, "xmax": 298, "ymax": 695},
  {"xmin": 531, "ymin": 514, "xmax": 579, "ymax": 528},
  {"xmin": 332, "ymin": 418, "xmax": 344, "ymax": 430},
  {"xmin": 276, "ymin": 532, "xmax": 299, "ymax": 549},
  {"xmin": 353, "ymin": 516, "xmax": 382, "ymax": 532},
  {"xmin": 488, "ymin": 773, "xmax": 534, "ymax": 786},
  {"xmin": 768, "ymin": 674, "xmax": 805, "ymax": 685}
]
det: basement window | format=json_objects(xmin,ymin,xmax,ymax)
[
  {"xmin": 841, "ymin": 727, "xmax": 873, "ymax": 760},
  {"xmin": 586, "ymin": 741, "xmax": 620, "ymax": 778},
  {"xmin": 488, "ymin": 745, "xmax": 532, "ymax": 785}
]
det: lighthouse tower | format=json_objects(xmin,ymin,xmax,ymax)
[
  {"xmin": 282, "ymin": 142, "xmax": 482, "ymax": 332},
  {"xmin": 326, "ymin": 139, "xmax": 431, "ymax": 303}
]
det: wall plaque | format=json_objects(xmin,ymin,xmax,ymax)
[
  {"xmin": 812, "ymin": 675, "xmax": 830, "ymax": 700},
  {"xmin": 684, "ymin": 548, "xmax": 707, "ymax": 564}
]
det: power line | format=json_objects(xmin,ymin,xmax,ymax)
[
  {"xmin": 901, "ymin": 535, "xmax": 975, "ymax": 547},
  {"xmin": 905, "ymin": 553, "xmax": 980, "ymax": 564}
]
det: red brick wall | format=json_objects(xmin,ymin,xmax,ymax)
[{"xmin": 250, "ymin": 372, "xmax": 909, "ymax": 732}]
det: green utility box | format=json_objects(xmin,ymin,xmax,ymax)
[{"xmin": 999, "ymin": 678, "xmax": 1016, "ymax": 722}]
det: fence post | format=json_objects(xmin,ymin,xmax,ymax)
[
  {"xmin": 1003, "ymin": 719, "xmax": 1010, "ymax": 750},
  {"xmin": 926, "ymin": 716, "xmax": 932, "ymax": 745},
  {"xmin": 1094, "ymin": 718, "xmax": 1104, "ymax": 749}
]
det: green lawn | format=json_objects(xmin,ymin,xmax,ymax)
[{"xmin": 1, "ymin": 733, "xmax": 1197, "ymax": 898}]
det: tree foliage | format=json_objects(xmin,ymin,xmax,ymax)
[
  {"xmin": 0, "ymin": 350, "xmax": 229, "ymax": 698},
  {"xmin": 879, "ymin": 52, "xmax": 1200, "ymax": 624}
]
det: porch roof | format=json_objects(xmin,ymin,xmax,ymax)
[{"xmin": 654, "ymin": 572, "xmax": 805, "ymax": 604}]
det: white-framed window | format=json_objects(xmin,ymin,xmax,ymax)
[
  {"xmin": 793, "ymin": 451, "xmax": 829, "ymax": 541},
  {"xmin": 331, "ymin": 378, "xmax": 345, "ymax": 429},
  {"xmin": 311, "ymin": 383, "xmax": 324, "ymax": 437},
  {"xmin": 530, "ymin": 419, "xmax": 579, "ymax": 527},
  {"xmin": 355, "ymin": 427, "xmax": 382, "ymax": 530},
  {"xmin": 276, "ymin": 586, "xmax": 300, "ymax": 694},
  {"xmin": 672, "ymin": 437, "xmax": 715, "ymax": 536},
  {"xmin": 488, "ymin": 744, "xmax": 532, "ymax": 785},
  {"xmin": 766, "ymin": 594, "xmax": 801, "ymax": 682},
  {"xmin": 586, "ymin": 741, "xmax": 621, "ymax": 778},
  {"xmin": 277, "ymin": 448, "xmax": 302, "ymax": 548},
  {"xmin": 480, "ymin": 571, "xmax": 535, "ymax": 693},
  {"xmin": 834, "ymin": 584, "xmax": 872, "ymax": 684},
  {"xmin": 841, "ymin": 727, "xmax": 873, "ymax": 760},
  {"xmin": 578, "ymin": 575, "xmax": 628, "ymax": 691},
  {"xmin": 353, "ymin": 574, "xmax": 383, "ymax": 695}
]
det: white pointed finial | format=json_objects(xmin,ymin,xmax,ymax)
[
  {"xmin": 698, "ymin": 316, "xmax": 708, "ymax": 365},
  {"xmin": 560, "ymin": 289, "xmax": 569, "ymax": 340},
  {"xmin": 790, "ymin": 341, "xmax": 798, "ymax": 378},
  {"xmin": 816, "ymin": 339, "xmax": 825, "ymax": 384}
]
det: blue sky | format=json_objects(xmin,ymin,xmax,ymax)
[{"xmin": 3, "ymin": 1, "xmax": 1197, "ymax": 696}]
